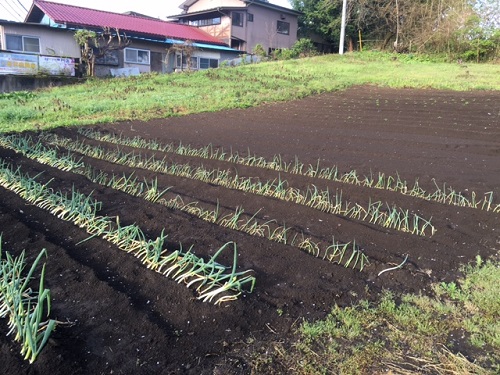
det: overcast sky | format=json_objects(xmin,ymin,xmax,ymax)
[{"xmin": 1, "ymin": 0, "xmax": 292, "ymax": 22}]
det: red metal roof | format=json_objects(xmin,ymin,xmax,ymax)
[{"xmin": 29, "ymin": 1, "xmax": 227, "ymax": 45}]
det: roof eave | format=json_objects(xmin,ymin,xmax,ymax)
[
  {"xmin": 243, "ymin": 1, "xmax": 302, "ymax": 16},
  {"xmin": 63, "ymin": 24, "xmax": 228, "ymax": 46},
  {"xmin": 24, "ymin": 2, "xmax": 46, "ymax": 23},
  {"xmin": 179, "ymin": 0, "xmax": 197, "ymax": 10}
]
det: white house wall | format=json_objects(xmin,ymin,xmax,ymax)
[
  {"xmin": 0, "ymin": 24, "xmax": 80, "ymax": 58},
  {"xmin": 193, "ymin": 50, "xmax": 220, "ymax": 59},
  {"xmin": 94, "ymin": 40, "xmax": 223, "ymax": 76},
  {"xmin": 96, "ymin": 40, "xmax": 168, "ymax": 76}
]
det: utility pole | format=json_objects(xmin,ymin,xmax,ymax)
[{"xmin": 339, "ymin": 0, "xmax": 347, "ymax": 54}]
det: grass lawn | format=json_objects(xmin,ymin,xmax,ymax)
[{"xmin": 1, "ymin": 52, "xmax": 499, "ymax": 133}]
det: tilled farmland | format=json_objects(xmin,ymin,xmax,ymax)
[{"xmin": 1, "ymin": 86, "xmax": 499, "ymax": 374}]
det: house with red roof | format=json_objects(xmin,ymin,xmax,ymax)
[{"xmin": 0, "ymin": 0, "xmax": 240, "ymax": 77}]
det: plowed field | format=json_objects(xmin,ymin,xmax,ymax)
[{"xmin": 1, "ymin": 86, "xmax": 499, "ymax": 374}]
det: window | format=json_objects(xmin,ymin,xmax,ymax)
[
  {"xmin": 95, "ymin": 50, "xmax": 119, "ymax": 66},
  {"xmin": 248, "ymin": 13, "xmax": 254, "ymax": 22},
  {"xmin": 175, "ymin": 55, "xmax": 199, "ymax": 70},
  {"xmin": 6, "ymin": 35, "xmax": 22, "ymax": 51},
  {"xmin": 190, "ymin": 57, "xmax": 198, "ymax": 69},
  {"xmin": 6, "ymin": 34, "xmax": 40, "ymax": 53},
  {"xmin": 175, "ymin": 55, "xmax": 218, "ymax": 70},
  {"xmin": 232, "ymin": 12, "xmax": 243, "ymax": 27},
  {"xmin": 124, "ymin": 48, "xmax": 150, "ymax": 64},
  {"xmin": 199, "ymin": 58, "xmax": 218, "ymax": 69},
  {"xmin": 197, "ymin": 17, "xmax": 221, "ymax": 26},
  {"xmin": 230, "ymin": 39, "xmax": 242, "ymax": 50},
  {"xmin": 277, "ymin": 20, "xmax": 290, "ymax": 35},
  {"xmin": 188, "ymin": 17, "xmax": 221, "ymax": 26},
  {"xmin": 23, "ymin": 37, "xmax": 40, "ymax": 52},
  {"xmin": 199, "ymin": 58, "xmax": 208, "ymax": 69}
]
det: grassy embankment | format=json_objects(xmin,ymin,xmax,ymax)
[
  {"xmin": 0, "ymin": 52, "xmax": 498, "ymax": 373},
  {"xmin": 1, "ymin": 52, "xmax": 499, "ymax": 133},
  {"xmin": 261, "ymin": 256, "xmax": 499, "ymax": 374}
]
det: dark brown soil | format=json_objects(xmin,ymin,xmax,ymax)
[{"xmin": 1, "ymin": 86, "xmax": 499, "ymax": 374}]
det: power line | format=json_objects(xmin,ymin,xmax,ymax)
[
  {"xmin": 2, "ymin": 0, "xmax": 25, "ymax": 20},
  {"xmin": 5, "ymin": 0, "xmax": 27, "ymax": 17},
  {"xmin": 0, "ymin": 0, "xmax": 23, "ymax": 21},
  {"xmin": 15, "ymin": 0, "xmax": 28, "ymax": 13},
  {"xmin": 8, "ymin": 0, "xmax": 26, "ymax": 14}
]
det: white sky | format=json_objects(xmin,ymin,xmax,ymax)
[{"xmin": 0, "ymin": 0, "xmax": 293, "ymax": 22}]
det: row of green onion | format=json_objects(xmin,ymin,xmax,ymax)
[
  {"xmin": 0, "ymin": 159, "xmax": 255, "ymax": 304},
  {"xmin": 77, "ymin": 128, "xmax": 499, "ymax": 213}
]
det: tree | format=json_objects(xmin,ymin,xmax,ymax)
[
  {"xmin": 289, "ymin": 0, "xmax": 354, "ymax": 51},
  {"xmin": 289, "ymin": 0, "xmax": 499, "ymax": 60},
  {"xmin": 74, "ymin": 27, "xmax": 130, "ymax": 77},
  {"xmin": 252, "ymin": 43, "xmax": 267, "ymax": 58},
  {"xmin": 473, "ymin": 0, "xmax": 499, "ymax": 32},
  {"xmin": 166, "ymin": 40, "xmax": 196, "ymax": 71}
]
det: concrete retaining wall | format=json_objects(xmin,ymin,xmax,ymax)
[{"xmin": 0, "ymin": 75, "xmax": 82, "ymax": 93}]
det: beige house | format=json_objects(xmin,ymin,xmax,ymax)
[{"xmin": 171, "ymin": 0, "xmax": 301, "ymax": 54}]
